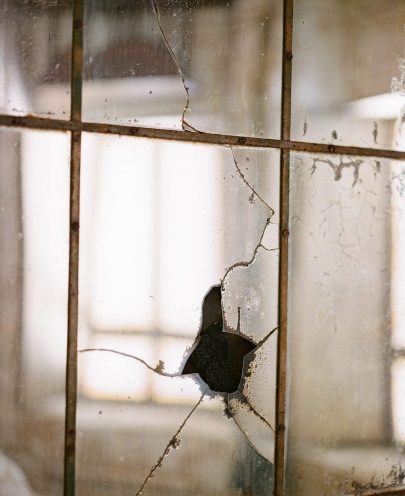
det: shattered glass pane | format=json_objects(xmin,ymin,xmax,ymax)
[
  {"xmin": 0, "ymin": 1, "xmax": 72, "ymax": 119},
  {"xmin": 77, "ymin": 134, "xmax": 279, "ymax": 495},
  {"xmin": 286, "ymin": 153, "xmax": 405, "ymax": 495},
  {"xmin": 292, "ymin": 0, "xmax": 405, "ymax": 150},
  {"xmin": 0, "ymin": 128, "xmax": 70, "ymax": 495},
  {"xmin": 83, "ymin": 0, "xmax": 282, "ymax": 138}
]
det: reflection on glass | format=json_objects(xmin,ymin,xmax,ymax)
[
  {"xmin": 292, "ymin": 0, "xmax": 405, "ymax": 150},
  {"xmin": 0, "ymin": 129, "xmax": 70, "ymax": 495},
  {"xmin": 0, "ymin": 1, "xmax": 72, "ymax": 119},
  {"xmin": 83, "ymin": 0, "xmax": 282, "ymax": 137},
  {"xmin": 287, "ymin": 153, "xmax": 405, "ymax": 495},
  {"xmin": 77, "ymin": 134, "xmax": 279, "ymax": 495}
]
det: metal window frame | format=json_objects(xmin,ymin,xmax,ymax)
[{"xmin": 0, "ymin": 0, "xmax": 404, "ymax": 495}]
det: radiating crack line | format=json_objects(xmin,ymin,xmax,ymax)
[
  {"xmin": 135, "ymin": 390, "xmax": 207, "ymax": 496},
  {"xmin": 221, "ymin": 216, "xmax": 271, "ymax": 287},
  {"xmin": 260, "ymin": 245, "xmax": 279, "ymax": 252},
  {"xmin": 240, "ymin": 393, "xmax": 275, "ymax": 433},
  {"xmin": 255, "ymin": 326, "xmax": 278, "ymax": 349},
  {"xmin": 79, "ymin": 348, "xmax": 180, "ymax": 378},
  {"xmin": 221, "ymin": 216, "xmax": 271, "ymax": 334},
  {"xmin": 231, "ymin": 409, "xmax": 262, "ymax": 453},
  {"xmin": 230, "ymin": 146, "xmax": 275, "ymax": 215},
  {"xmin": 79, "ymin": 325, "xmax": 277, "ymax": 380},
  {"xmin": 151, "ymin": 0, "xmax": 199, "ymax": 132},
  {"xmin": 227, "ymin": 394, "xmax": 272, "ymax": 458}
]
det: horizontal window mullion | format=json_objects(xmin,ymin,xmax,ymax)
[{"xmin": 1, "ymin": 114, "xmax": 405, "ymax": 162}]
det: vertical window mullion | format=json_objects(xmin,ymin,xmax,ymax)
[
  {"xmin": 275, "ymin": 0, "xmax": 294, "ymax": 495},
  {"xmin": 64, "ymin": 1, "xmax": 84, "ymax": 495}
]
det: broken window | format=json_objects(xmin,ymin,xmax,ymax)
[
  {"xmin": 77, "ymin": 135, "xmax": 279, "ymax": 495},
  {"xmin": 1, "ymin": 1, "xmax": 405, "ymax": 496}
]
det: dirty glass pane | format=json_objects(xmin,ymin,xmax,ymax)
[
  {"xmin": 0, "ymin": 1, "xmax": 72, "ymax": 119},
  {"xmin": 0, "ymin": 128, "xmax": 70, "ymax": 495},
  {"xmin": 292, "ymin": 0, "xmax": 405, "ymax": 151},
  {"xmin": 83, "ymin": 0, "xmax": 282, "ymax": 138},
  {"xmin": 287, "ymin": 152, "xmax": 405, "ymax": 495},
  {"xmin": 77, "ymin": 134, "xmax": 279, "ymax": 495}
]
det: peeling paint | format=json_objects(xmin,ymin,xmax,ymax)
[
  {"xmin": 373, "ymin": 122, "xmax": 378, "ymax": 144},
  {"xmin": 390, "ymin": 166, "xmax": 405, "ymax": 197},
  {"xmin": 340, "ymin": 465, "xmax": 405, "ymax": 495},
  {"xmin": 303, "ymin": 117, "xmax": 308, "ymax": 136},
  {"xmin": 311, "ymin": 156, "xmax": 364, "ymax": 186},
  {"xmin": 391, "ymin": 54, "xmax": 405, "ymax": 94}
]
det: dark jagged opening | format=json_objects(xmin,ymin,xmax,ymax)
[{"xmin": 182, "ymin": 286, "xmax": 255, "ymax": 393}]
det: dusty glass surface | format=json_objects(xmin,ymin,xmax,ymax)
[
  {"xmin": 286, "ymin": 152, "xmax": 405, "ymax": 495},
  {"xmin": 292, "ymin": 0, "xmax": 405, "ymax": 150},
  {"xmin": 0, "ymin": 0, "xmax": 72, "ymax": 119},
  {"xmin": 0, "ymin": 129, "xmax": 70, "ymax": 495},
  {"xmin": 77, "ymin": 134, "xmax": 279, "ymax": 495},
  {"xmin": 83, "ymin": 0, "xmax": 282, "ymax": 137}
]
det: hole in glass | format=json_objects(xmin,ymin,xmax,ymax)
[{"xmin": 182, "ymin": 285, "xmax": 256, "ymax": 393}]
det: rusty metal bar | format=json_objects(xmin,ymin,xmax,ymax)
[
  {"xmin": 64, "ymin": 131, "xmax": 81, "ymax": 496},
  {"xmin": 70, "ymin": 1, "xmax": 84, "ymax": 122},
  {"xmin": 360, "ymin": 488, "xmax": 405, "ymax": 496},
  {"xmin": 274, "ymin": 150, "xmax": 290, "ymax": 496},
  {"xmin": 393, "ymin": 348, "xmax": 405, "ymax": 358},
  {"xmin": 64, "ymin": 1, "xmax": 84, "ymax": 495},
  {"xmin": 1, "ymin": 113, "xmax": 405, "ymax": 161},
  {"xmin": 275, "ymin": 0, "xmax": 293, "ymax": 494},
  {"xmin": 280, "ymin": 0, "xmax": 293, "ymax": 142}
]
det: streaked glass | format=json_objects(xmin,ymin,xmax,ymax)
[
  {"xmin": 0, "ymin": 1, "xmax": 72, "ymax": 119},
  {"xmin": 292, "ymin": 0, "xmax": 405, "ymax": 151},
  {"xmin": 0, "ymin": 128, "xmax": 70, "ymax": 495},
  {"xmin": 83, "ymin": 0, "xmax": 282, "ymax": 138},
  {"xmin": 287, "ymin": 152, "xmax": 405, "ymax": 495}
]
